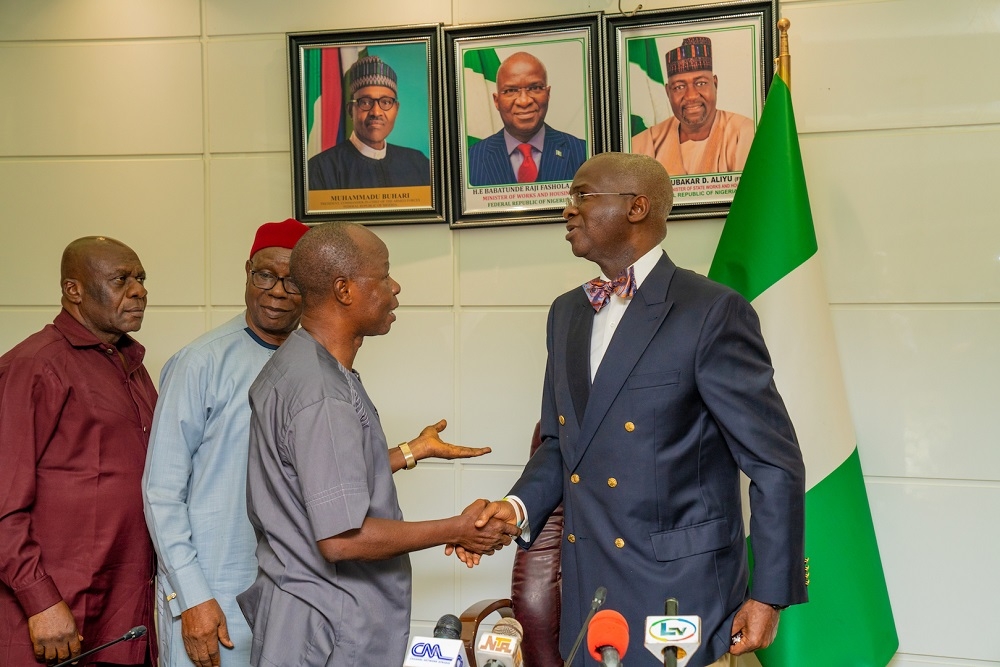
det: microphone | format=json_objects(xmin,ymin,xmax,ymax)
[
  {"xmin": 475, "ymin": 617, "xmax": 523, "ymax": 667},
  {"xmin": 563, "ymin": 585, "xmax": 607, "ymax": 667},
  {"xmin": 53, "ymin": 625, "xmax": 147, "ymax": 667},
  {"xmin": 587, "ymin": 609, "xmax": 629, "ymax": 667},
  {"xmin": 404, "ymin": 614, "xmax": 466, "ymax": 666},
  {"xmin": 643, "ymin": 598, "xmax": 701, "ymax": 667},
  {"xmin": 434, "ymin": 613, "xmax": 463, "ymax": 640}
]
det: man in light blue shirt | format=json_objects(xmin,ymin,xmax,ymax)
[{"xmin": 142, "ymin": 218, "xmax": 309, "ymax": 667}]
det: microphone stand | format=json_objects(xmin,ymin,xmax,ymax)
[
  {"xmin": 53, "ymin": 625, "xmax": 147, "ymax": 667},
  {"xmin": 663, "ymin": 599, "xmax": 678, "ymax": 667},
  {"xmin": 563, "ymin": 586, "xmax": 607, "ymax": 667}
]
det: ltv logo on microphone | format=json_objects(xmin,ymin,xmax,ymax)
[{"xmin": 647, "ymin": 617, "xmax": 698, "ymax": 641}]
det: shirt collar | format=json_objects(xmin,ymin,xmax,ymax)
[
  {"xmin": 349, "ymin": 131, "xmax": 387, "ymax": 160},
  {"xmin": 503, "ymin": 125, "xmax": 546, "ymax": 156},
  {"xmin": 598, "ymin": 245, "xmax": 663, "ymax": 288},
  {"xmin": 243, "ymin": 326, "xmax": 280, "ymax": 351},
  {"xmin": 52, "ymin": 308, "xmax": 146, "ymax": 367}
]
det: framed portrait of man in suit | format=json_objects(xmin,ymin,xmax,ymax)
[
  {"xmin": 606, "ymin": 0, "xmax": 777, "ymax": 219},
  {"xmin": 288, "ymin": 25, "xmax": 446, "ymax": 225},
  {"xmin": 444, "ymin": 14, "xmax": 603, "ymax": 228}
]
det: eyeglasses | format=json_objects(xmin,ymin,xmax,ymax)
[
  {"xmin": 250, "ymin": 270, "xmax": 300, "ymax": 295},
  {"xmin": 498, "ymin": 85, "xmax": 548, "ymax": 99},
  {"xmin": 350, "ymin": 96, "xmax": 398, "ymax": 111},
  {"xmin": 565, "ymin": 192, "xmax": 637, "ymax": 208}
]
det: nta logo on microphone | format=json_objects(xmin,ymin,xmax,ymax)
[
  {"xmin": 647, "ymin": 618, "xmax": 698, "ymax": 641},
  {"xmin": 478, "ymin": 635, "xmax": 515, "ymax": 654}
]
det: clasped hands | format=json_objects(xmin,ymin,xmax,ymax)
[{"xmin": 445, "ymin": 498, "xmax": 519, "ymax": 568}]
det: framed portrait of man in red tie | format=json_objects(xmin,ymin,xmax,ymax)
[{"xmin": 444, "ymin": 14, "xmax": 604, "ymax": 228}]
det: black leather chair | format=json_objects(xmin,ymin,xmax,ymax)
[{"xmin": 460, "ymin": 423, "xmax": 564, "ymax": 666}]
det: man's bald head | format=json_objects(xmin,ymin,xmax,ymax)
[
  {"xmin": 586, "ymin": 152, "xmax": 673, "ymax": 238},
  {"xmin": 61, "ymin": 236, "xmax": 134, "ymax": 283},
  {"xmin": 496, "ymin": 52, "xmax": 547, "ymax": 84},
  {"xmin": 290, "ymin": 222, "xmax": 366, "ymax": 307}
]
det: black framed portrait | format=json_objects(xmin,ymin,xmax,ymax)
[
  {"xmin": 606, "ymin": 1, "xmax": 777, "ymax": 218},
  {"xmin": 288, "ymin": 25, "xmax": 446, "ymax": 225},
  {"xmin": 444, "ymin": 14, "xmax": 603, "ymax": 228}
]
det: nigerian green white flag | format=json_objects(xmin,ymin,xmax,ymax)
[{"xmin": 708, "ymin": 74, "xmax": 898, "ymax": 667}]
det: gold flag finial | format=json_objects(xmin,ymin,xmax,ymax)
[{"xmin": 776, "ymin": 18, "xmax": 791, "ymax": 88}]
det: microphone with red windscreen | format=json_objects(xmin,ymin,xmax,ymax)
[{"xmin": 587, "ymin": 609, "xmax": 629, "ymax": 667}]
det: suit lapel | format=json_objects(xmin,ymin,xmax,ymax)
[
  {"xmin": 566, "ymin": 290, "xmax": 593, "ymax": 425},
  {"xmin": 569, "ymin": 253, "xmax": 676, "ymax": 468},
  {"xmin": 487, "ymin": 133, "xmax": 516, "ymax": 183}
]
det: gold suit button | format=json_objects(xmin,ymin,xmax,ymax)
[
  {"xmin": 570, "ymin": 474, "xmax": 580, "ymax": 484},
  {"xmin": 568, "ymin": 534, "xmax": 576, "ymax": 543},
  {"xmin": 559, "ymin": 415, "xmax": 566, "ymax": 425},
  {"xmin": 624, "ymin": 421, "xmax": 635, "ymax": 432},
  {"xmin": 614, "ymin": 538, "xmax": 625, "ymax": 549},
  {"xmin": 607, "ymin": 478, "xmax": 617, "ymax": 488}
]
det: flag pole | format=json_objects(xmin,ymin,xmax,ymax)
[{"xmin": 775, "ymin": 18, "xmax": 791, "ymax": 88}]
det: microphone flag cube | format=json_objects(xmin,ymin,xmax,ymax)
[
  {"xmin": 643, "ymin": 615, "xmax": 701, "ymax": 667},
  {"xmin": 403, "ymin": 636, "xmax": 466, "ymax": 666}
]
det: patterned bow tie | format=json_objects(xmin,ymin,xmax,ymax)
[{"xmin": 583, "ymin": 265, "xmax": 637, "ymax": 312}]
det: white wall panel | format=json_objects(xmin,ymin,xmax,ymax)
[
  {"xmin": 0, "ymin": 42, "xmax": 203, "ymax": 156},
  {"xmin": 394, "ymin": 464, "xmax": 462, "ymax": 622},
  {"xmin": 0, "ymin": 0, "xmax": 201, "ymax": 41},
  {"xmin": 0, "ymin": 309, "xmax": 63, "ymax": 358},
  {"xmin": 833, "ymin": 307, "xmax": 1000, "ymax": 481},
  {"xmin": 354, "ymin": 309, "xmax": 455, "ymax": 444},
  {"xmin": 210, "ymin": 306, "xmax": 244, "ymax": 329},
  {"xmin": 802, "ymin": 126, "xmax": 1000, "ymax": 304},
  {"xmin": 784, "ymin": 0, "xmax": 1000, "ymax": 134},
  {"xmin": 661, "ymin": 217, "xmax": 725, "ymax": 277},
  {"xmin": 209, "ymin": 155, "xmax": 293, "ymax": 305},
  {"xmin": 458, "ymin": 224, "xmax": 590, "ymax": 306},
  {"xmin": 0, "ymin": 159, "xmax": 205, "ymax": 306},
  {"xmin": 457, "ymin": 310, "xmax": 547, "ymax": 463},
  {"xmin": 131, "ymin": 309, "xmax": 209, "ymax": 387},
  {"xmin": 379, "ymin": 224, "xmax": 454, "ymax": 307},
  {"xmin": 205, "ymin": 0, "xmax": 452, "ymax": 36},
  {"xmin": 207, "ymin": 38, "xmax": 291, "ymax": 154},
  {"xmin": 867, "ymin": 480, "xmax": 1000, "ymax": 663}
]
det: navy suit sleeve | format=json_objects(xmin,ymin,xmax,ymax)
[
  {"xmin": 509, "ymin": 303, "xmax": 565, "ymax": 544},
  {"xmin": 695, "ymin": 290, "xmax": 807, "ymax": 606}
]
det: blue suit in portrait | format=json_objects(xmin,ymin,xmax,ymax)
[
  {"xmin": 467, "ymin": 125, "xmax": 587, "ymax": 186},
  {"xmin": 509, "ymin": 251, "xmax": 808, "ymax": 667}
]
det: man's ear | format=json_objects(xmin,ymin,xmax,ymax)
[
  {"xmin": 62, "ymin": 278, "xmax": 83, "ymax": 304},
  {"xmin": 627, "ymin": 194, "xmax": 652, "ymax": 224},
  {"xmin": 332, "ymin": 276, "xmax": 352, "ymax": 305}
]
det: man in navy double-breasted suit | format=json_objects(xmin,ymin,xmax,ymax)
[
  {"xmin": 467, "ymin": 52, "xmax": 587, "ymax": 187},
  {"xmin": 464, "ymin": 152, "xmax": 808, "ymax": 666}
]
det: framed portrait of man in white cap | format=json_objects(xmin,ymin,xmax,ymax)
[
  {"xmin": 288, "ymin": 25, "xmax": 445, "ymax": 225},
  {"xmin": 607, "ymin": 0, "xmax": 777, "ymax": 218}
]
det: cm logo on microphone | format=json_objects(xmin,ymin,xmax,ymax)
[
  {"xmin": 647, "ymin": 618, "xmax": 698, "ymax": 641},
  {"xmin": 410, "ymin": 641, "xmax": 463, "ymax": 665}
]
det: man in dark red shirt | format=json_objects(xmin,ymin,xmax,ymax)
[{"xmin": 0, "ymin": 236, "xmax": 157, "ymax": 666}]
